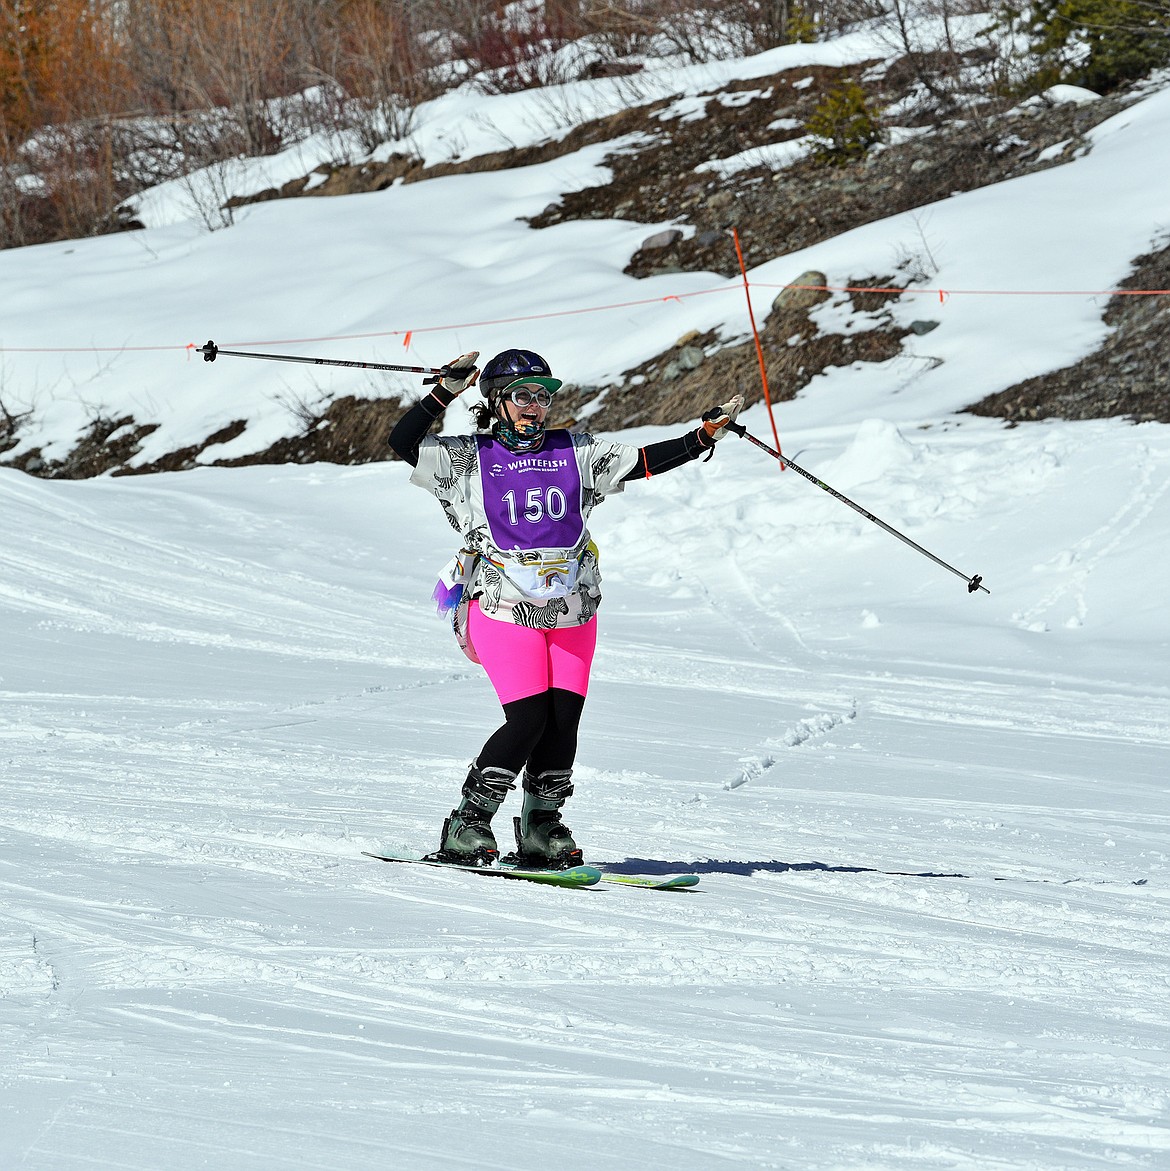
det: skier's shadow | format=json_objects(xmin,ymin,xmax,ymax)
[
  {"xmin": 608, "ymin": 859, "xmax": 1149, "ymax": 887},
  {"xmin": 608, "ymin": 858, "xmax": 969, "ymax": 879}
]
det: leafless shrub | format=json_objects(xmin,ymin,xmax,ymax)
[
  {"xmin": 445, "ymin": 0, "xmax": 590, "ymax": 93},
  {"xmin": 2, "ymin": 0, "xmax": 445, "ymax": 247},
  {"xmin": 618, "ymin": 1, "xmax": 887, "ymax": 63},
  {"xmin": 324, "ymin": 0, "xmax": 440, "ymax": 149},
  {"xmin": 0, "ymin": 394, "xmax": 33, "ymax": 454},
  {"xmin": 872, "ymin": 0, "xmax": 1018, "ymax": 130},
  {"xmin": 891, "ymin": 212, "xmax": 943, "ymax": 283}
]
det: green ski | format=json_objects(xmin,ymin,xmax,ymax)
[
  {"xmin": 362, "ymin": 851, "xmax": 601, "ymax": 888},
  {"xmin": 598, "ymin": 872, "xmax": 700, "ymax": 890}
]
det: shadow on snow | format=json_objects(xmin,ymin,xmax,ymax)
[{"xmin": 607, "ymin": 858, "xmax": 1149, "ymax": 886}]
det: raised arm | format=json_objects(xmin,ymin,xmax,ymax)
[
  {"xmin": 621, "ymin": 395, "xmax": 743, "ymax": 481},
  {"xmin": 388, "ymin": 352, "xmax": 480, "ymax": 467},
  {"xmin": 388, "ymin": 386, "xmax": 458, "ymax": 467}
]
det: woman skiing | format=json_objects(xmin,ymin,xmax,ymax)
[{"xmin": 389, "ymin": 347, "xmax": 742, "ymax": 869}]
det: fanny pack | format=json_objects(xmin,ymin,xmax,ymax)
[{"xmin": 494, "ymin": 550, "xmax": 580, "ymax": 600}]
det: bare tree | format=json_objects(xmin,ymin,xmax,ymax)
[
  {"xmin": 328, "ymin": 0, "xmax": 438, "ymax": 147},
  {"xmin": 873, "ymin": 0, "xmax": 1007, "ymax": 128}
]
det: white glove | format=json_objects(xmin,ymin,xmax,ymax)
[
  {"xmin": 701, "ymin": 394, "xmax": 744, "ymax": 442},
  {"xmin": 439, "ymin": 351, "xmax": 480, "ymax": 396}
]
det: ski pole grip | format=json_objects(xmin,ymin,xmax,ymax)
[
  {"xmin": 426, "ymin": 363, "xmax": 478, "ymax": 389},
  {"xmin": 701, "ymin": 407, "xmax": 746, "ymax": 436},
  {"xmin": 424, "ymin": 364, "xmax": 457, "ymax": 387}
]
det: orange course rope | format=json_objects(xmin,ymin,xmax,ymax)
[
  {"xmin": 0, "ymin": 286, "xmax": 735, "ymax": 354},
  {"xmin": 751, "ymin": 282, "xmax": 1170, "ymax": 300},
  {"xmin": 2, "ymin": 278, "xmax": 1167, "ymax": 356}
]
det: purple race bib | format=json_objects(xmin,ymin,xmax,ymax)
[{"xmin": 477, "ymin": 432, "xmax": 585, "ymax": 552}]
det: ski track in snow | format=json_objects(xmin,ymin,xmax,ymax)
[
  {"xmin": 4, "ymin": 26, "xmax": 1170, "ymax": 1160},
  {"xmin": 1012, "ymin": 445, "xmax": 1170, "ymax": 633},
  {"xmin": 3, "ymin": 439, "xmax": 1170, "ymax": 1170}
]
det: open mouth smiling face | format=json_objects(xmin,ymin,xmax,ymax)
[{"xmin": 504, "ymin": 383, "xmax": 553, "ymax": 434}]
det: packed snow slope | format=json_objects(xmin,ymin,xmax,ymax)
[
  {"xmin": 3, "ymin": 20, "xmax": 1170, "ymax": 1171},
  {"xmin": 2, "ymin": 409, "xmax": 1169, "ymax": 1170}
]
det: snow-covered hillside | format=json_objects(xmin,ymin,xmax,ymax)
[
  {"xmin": 2, "ymin": 23, "xmax": 1169, "ymax": 469},
  {"xmin": 3, "ymin": 408, "xmax": 1169, "ymax": 1168},
  {"xmin": 3, "ymin": 19, "xmax": 1170, "ymax": 1171}
]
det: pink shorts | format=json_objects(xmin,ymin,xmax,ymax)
[{"xmin": 467, "ymin": 601, "xmax": 598, "ymax": 705}]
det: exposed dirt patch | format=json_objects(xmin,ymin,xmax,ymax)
[
  {"xmin": 226, "ymin": 95, "xmax": 677, "ymax": 211},
  {"xmin": 225, "ymin": 155, "xmax": 421, "ymax": 207},
  {"xmin": 9, "ymin": 417, "xmax": 249, "ymax": 479},
  {"xmin": 212, "ymin": 394, "xmax": 407, "ymax": 468},
  {"xmin": 7, "ymin": 398, "xmax": 413, "ymax": 478},
  {"xmin": 230, "ymin": 59, "xmax": 1128, "ymax": 279},
  {"xmin": 967, "ymin": 240, "xmax": 1170, "ymax": 424},
  {"xmin": 527, "ymin": 64, "xmax": 1130, "ymax": 283},
  {"xmin": 8, "ymin": 416, "xmax": 160, "ymax": 479},
  {"xmin": 554, "ymin": 275, "xmax": 908, "ymax": 432}
]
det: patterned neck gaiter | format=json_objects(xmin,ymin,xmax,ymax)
[{"xmin": 492, "ymin": 405, "xmax": 546, "ymax": 453}]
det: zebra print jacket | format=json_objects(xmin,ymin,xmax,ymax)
[{"xmin": 389, "ymin": 386, "xmax": 717, "ymax": 630}]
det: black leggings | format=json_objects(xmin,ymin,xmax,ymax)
[{"xmin": 476, "ymin": 688, "xmax": 586, "ymax": 777}]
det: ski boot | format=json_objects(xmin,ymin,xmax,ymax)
[
  {"xmin": 427, "ymin": 763, "xmax": 517, "ymax": 866},
  {"xmin": 509, "ymin": 768, "xmax": 584, "ymax": 870}
]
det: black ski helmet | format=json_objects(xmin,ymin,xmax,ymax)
[{"xmin": 479, "ymin": 349, "xmax": 554, "ymax": 403}]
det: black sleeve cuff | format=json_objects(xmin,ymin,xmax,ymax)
[{"xmin": 388, "ymin": 386, "xmax": 458, "ymax": 466}]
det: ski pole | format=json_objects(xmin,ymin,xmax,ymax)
[
  {"xmin": 198, "ymin": 340, "xmax": 470, "ymax": 385},
  {"xmin": 720, "ymin": 417, "xmax": 990, "ymax": 595}
]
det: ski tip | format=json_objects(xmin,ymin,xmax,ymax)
[
  {"xmin": 600, "ymin": 872, "xmax": 701, "ymax": 890},
  {"xmin": 501, "ymin": 862, "xmax": 603, "ymax": 886}
]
